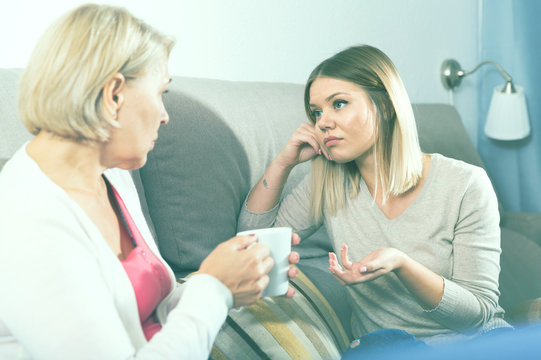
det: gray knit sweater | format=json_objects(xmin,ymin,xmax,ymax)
[{"xmin": 238, "ymin": 153, "xmax": 510, "ymax": 344}]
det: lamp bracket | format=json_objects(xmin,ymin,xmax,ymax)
[{"xmin": 440, "ymin": 59, "xmax": 516, "ymax": 93}]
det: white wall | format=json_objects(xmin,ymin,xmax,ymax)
[{"xmin": 0, "ymin": 0, "xmax": 481, "ymax": 145}]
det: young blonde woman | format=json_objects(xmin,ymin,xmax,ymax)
[
  {"xmin": 0, "ymin": 4, "xmax": 299, "ymax": 359},
  {"xmin": 238, "ymin": 45, "xmax": 511, "ymax": 354}
]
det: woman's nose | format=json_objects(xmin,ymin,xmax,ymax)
[
  {"xmin": 317, "ymin": 112, "xmax": 334, "ymax": 130},
  {"xmin": 161, "ymin": 106, "xmax": 169, "ymax": 125}
]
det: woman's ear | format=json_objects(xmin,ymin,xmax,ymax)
[{"xmin": 103, "ymin": 73, "xmax": 126, "ymax": 120}]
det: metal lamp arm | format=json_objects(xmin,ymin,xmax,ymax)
[
  {"xmin": 462, "ymin": 60, "xmax": 513, "ymax": 83},
  {"xmin": 441, "ymin": 58, "xmax": 516, "ymax": 93}
]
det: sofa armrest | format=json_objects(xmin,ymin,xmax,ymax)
[{"xmin": 501, "ymin": 212, "xmax": 541, "ymax": 247}]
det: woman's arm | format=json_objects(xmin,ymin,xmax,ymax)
[
  {"xmin": 329, "ymin": 167, "xmax": 503, "ymax": 330},
  {"xmin": 0, "ymin": 197, "xmax": 240, "ymax": 360},
  {"xmin": 245, "ymin": 123, "xmax": 329, "ymax": 213},
  {"xmin": 329, "ymin": 245, "xmax": 444, "ymax": 310}
]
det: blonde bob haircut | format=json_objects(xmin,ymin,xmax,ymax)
[
  {"xmin": 19, "ymin": 4, "xmax": 174, "ymax": 142},
  {"xmin": 304, "ymin": 45, "xmax": 423, "ymax": 223}
]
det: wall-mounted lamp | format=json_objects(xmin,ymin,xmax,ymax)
[{"xmin": 441, "ymin": 59, "xmax": 530, "ymax": 141}]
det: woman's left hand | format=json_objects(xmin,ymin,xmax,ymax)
[
  {"xmin": 328, "ymin": 244, "xmax": 407, "ymax": 285},
  {"xmin": 285, "ymin": 232, "xmax": 301, "ymax": 297}
]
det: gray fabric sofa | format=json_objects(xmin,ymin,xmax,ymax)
[{"xmin": 1, "ymin": 68, "xmax": 541, "ymax": 359}]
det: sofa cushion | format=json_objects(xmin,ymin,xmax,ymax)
[
  {"xmin": 0, "ymin": 69, "xmax": 32, "ymax": 159},
  {"xmin": 414, "ymin": 104, "xmax": 485, "ymax": 169},
  {"xmin": 139, "ymin": 77, "xmax": 331, "ymax": 276},
  {"xmin": 508, "ymin": 297, "xmax": 541, "ymax": 327},
  {"xmin": 200, "ymin": 265, "xmax": 350, "ymax": 360},
  {"xmin": 498, "ymin": 227, "xmax": 541, "ymax": 313},
  {"xmin": 0, "ymin": 158, "xmax": 7, "ymax": 172}
]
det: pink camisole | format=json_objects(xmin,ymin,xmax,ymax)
[{"xmin": 107, "ymin": 180, "xmax": 172, "ymax": 341}]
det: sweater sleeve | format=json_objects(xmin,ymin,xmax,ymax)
[
  {"xmin": 426, "ymin": 167, "xmax": 504, "ymax": 331},
  {"xmin": 238, "ymin": 174, "xmax": 321, "ymax": 240}
]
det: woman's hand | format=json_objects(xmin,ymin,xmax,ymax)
[
  {"xmin": 285, "ymin": 232, "xmax": 301, "ymax": 298},
  {"xmin": 199, "ymin": 235, "xmax": 273, "ymax": 307},
  {"xmin": 275, "ymin": 123, "xmax": 332, "ymax": 170},
  {"xmin": 199, "ymin": 232, "xmax": 302, "ymax": 306},
  {"xmin": 328, "ymin": 244, "xmax": 407, "ymax": 285}
]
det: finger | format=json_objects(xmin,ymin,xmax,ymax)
[
  {"xmin": 340, "ymin": 244, "xmax": 353, "ymax": 269},
  {"xmin": 329, "ymin": 269, "xmax": 347, "ymax": 286},
  {"xmin": 248, "ymin": 242, "xmax": 271, "ymax": 258},
  {"xmin": 295, "ymin": 127, "xmax": 325, "ymax": 155},
  {"xmin": 232, "ymin": 234, "xmax": 258, "ymax": 250},
  {"xmin": 360, "ymin": 262, "xmax": 383, "ymax": 274},
  {"xmin": 328, "ymin": 256, "xmax": 344, "ymax": 273},
  {"xmin": 356, "ymin": 268, "xmax": 387, "ymax": 282},
  {"xmin": 261, "ymin": 254, "xmax": 274, "ymax": 274},
  {"xmin": 257, "ymin": 274, "xmax": 270, "ymax": 294},
  {"xmin": 285, "ymin": 287, "xmax": 296, "ymax": 298},
  {"xmin": 288, "ymin": 251, "xmax": 300, "ymax": 265},
  {"xmin": 288, "ymin": 266, "xmax": 298, "ymax": 279},
  {"xmin": 329, "ymin": 252, "xmax": 344, "ymax": 270},
  {"xmin": 319, "ymin": 145, "xmax": 332, "ymax": 161},
  {"xmin": 295, "ymin": 135, "xmax": 322, "ymax": 159},
  {"xmin": 312, "ymin": 136, "xmax": 333, "ymax": 161},
  {"xmin": 298, "ymin": 123, "xmax": 331, "ymax": 160},
  {"xmin": 328, "ymin": 252, "xmax": 336, "ymax": 266},
  {"xmin": 329, "ymin": 252, "xmax": 338, "ymax": 263},
  {"xmin": 291, "ymin": 232, "xmax": 301, "ymax": 246}
]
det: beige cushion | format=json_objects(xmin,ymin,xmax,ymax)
[
  {"xmin": 183, "ymin": 267, "xmax": 351, "ymax": 360},
  {"xmin": 508, "ymin": 297, "xmax": 541, "ymax": 327}
]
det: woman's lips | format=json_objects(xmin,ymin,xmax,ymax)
[{"xmin": 324, "ymin": 137, "xmax": 342, "ymax": 147}]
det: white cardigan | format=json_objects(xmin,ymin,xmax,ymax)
[{"xmin": 0, "ymin": 144, "xmax": 233, "ymax": 360}]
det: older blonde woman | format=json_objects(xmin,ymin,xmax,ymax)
[
  {"xmin": 0, "ymin": 4, "xmax": 298, "ymax": 359},
  {"xmin": 239, "ymin": 45, "xmax": 510, "ymax": 353}
]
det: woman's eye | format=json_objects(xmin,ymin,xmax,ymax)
[
  {"xmin": 334, "ymin": 100, "xmax": 348, "ymax": 109},
  {"xmin": 313, "ymin": 110, "xmax": 322, "ymax": 119}
]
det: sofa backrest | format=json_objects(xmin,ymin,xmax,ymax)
[
  {"xmin": 138, "ymin": 75, "xmax": 485, "ymax": 275},
  {"xmin": 0, "ymin": 69, "xmax": 32, "ymax": 159},
  {"xmin": 0, "ymin": 68, "xmax": 484, "ymax": 276}
]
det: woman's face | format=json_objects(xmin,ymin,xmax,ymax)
[
  {"xmin": 309, "ymin": 76, "xmax": 376, "ymax": 164},
  {"xmin": 105, "ymin": 56, "xmax": 171, "ymax": 170}
]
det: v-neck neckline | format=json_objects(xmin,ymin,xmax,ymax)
[{"xmin": 360, "ymin": 154, "xmax": 438, "ymax": 224}]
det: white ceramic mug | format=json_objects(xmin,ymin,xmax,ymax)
[{"xmin": 237, "ymin": 227, "xmax": 292, "ymax": 297}]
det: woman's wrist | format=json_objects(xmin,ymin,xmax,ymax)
[
  {"xmin": 392, "ymin": 250, "xmax": 410, "ymax": 274},
  {"xmin": 272, "ymin": 153, "xmax": 296, "ymax": 173},
  {"xmin": 265, "ymin": 158, "xmax": 293, "ymax": 185}
]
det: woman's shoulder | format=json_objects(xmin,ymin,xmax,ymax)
[
  {"xmin": 0, "ymin": 144, "xmax": 57, "ymax": 202},
  {"xmin": 430, "ymin": 153, "xmax": 488, "ymax": 180},
  {"xmin": 429, "ymin": 153, "xmax": 494, "ymax": 196}
]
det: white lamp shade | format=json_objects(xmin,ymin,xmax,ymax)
[{"xmin": 484, "ymin": 85, "xmax": 530, "ymax": 140}]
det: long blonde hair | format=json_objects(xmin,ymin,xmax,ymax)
[
  {"xmin": 19, "ymin": 4, "xmax": 174, "ymax": 142},
  {"xmin": 304, "ymin": 45, "xmax": 422, "ymax": 223}
]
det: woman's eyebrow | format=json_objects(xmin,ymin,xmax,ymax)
[
  {"xmin": 325, "ymin": 92, "xmax": 348, "ymax": 102},
  {"xmin": 310, "ymin": 91, "xmax": 349, "ymax": 108}
]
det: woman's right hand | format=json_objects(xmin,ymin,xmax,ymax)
[
  {"xmin": 199, "ymin": 235, "xmax": 274, "ymax": 307},
  {"xmin": 275, "ymin": 123, "xmax": 332, "ymax": 169}
]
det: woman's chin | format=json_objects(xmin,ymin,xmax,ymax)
[{"xmin": 116, "ymin": 155, "xmax": 147, "ymax": 171}]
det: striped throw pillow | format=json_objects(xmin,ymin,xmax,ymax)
[{"xmin": 209, "ymin": 268, "xmax": 350, "ymax": 360}]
